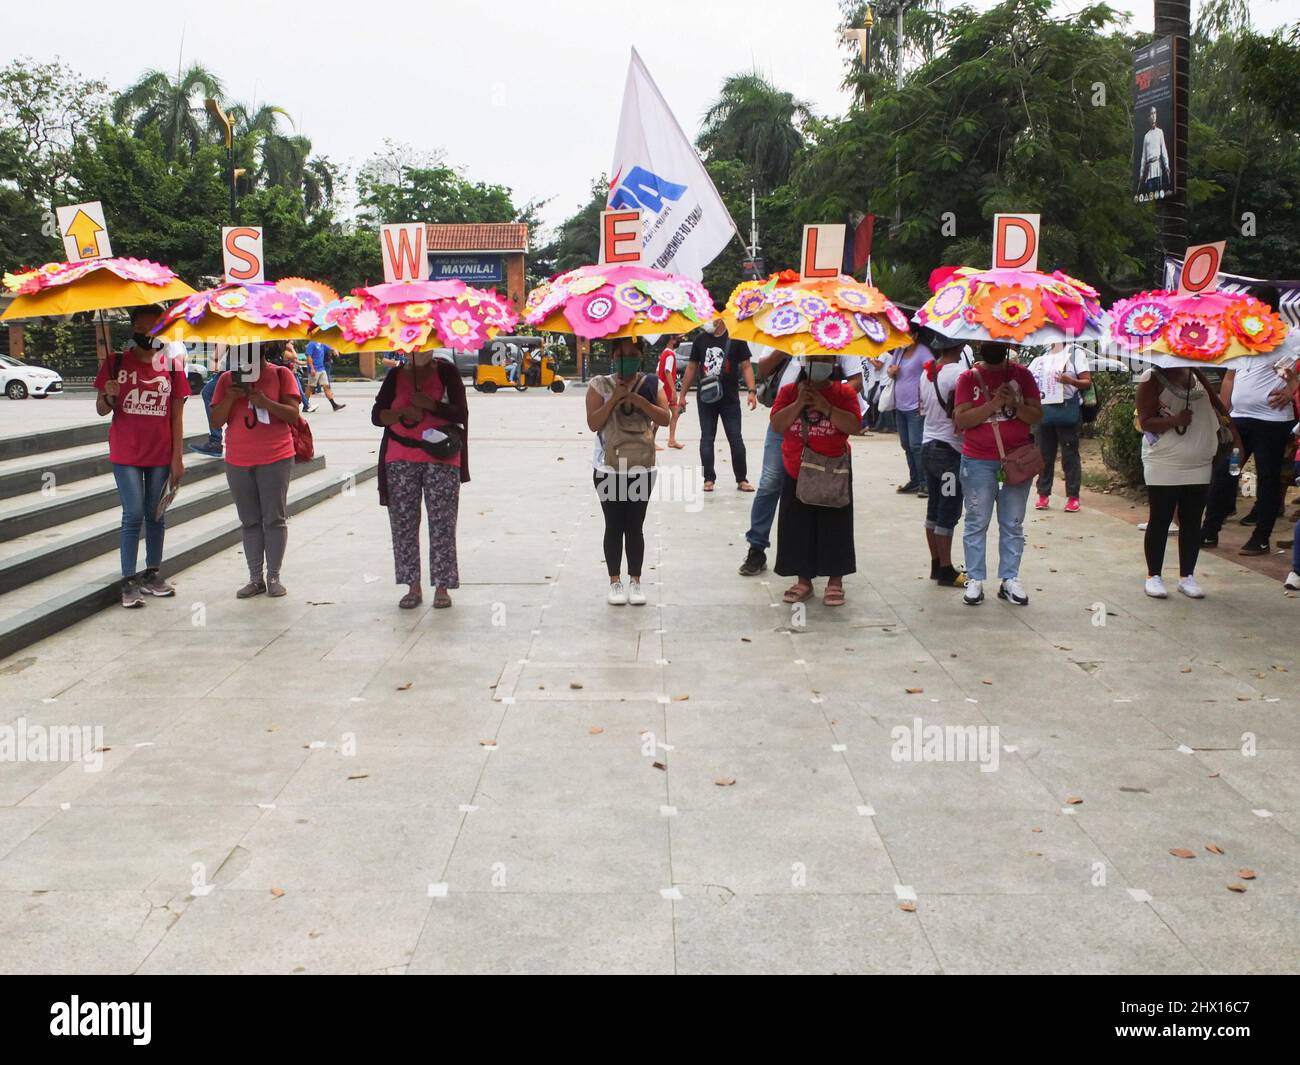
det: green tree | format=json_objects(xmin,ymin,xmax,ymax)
[
  {"xmin": 697, "ymin": 72, "xmax": 812, "ymax": 195},
  {"xmin": 110, "ymin": 64, "xmax": 224, "ymax": 161}
]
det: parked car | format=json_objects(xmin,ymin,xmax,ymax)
[{"xmin": 0, "ymin": 354, "xmax": 63, "ymax": 399}]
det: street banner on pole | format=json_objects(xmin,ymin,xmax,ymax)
[{"xmin": 608, "ymin": 47, "xmax": 739, "ymax": 280}]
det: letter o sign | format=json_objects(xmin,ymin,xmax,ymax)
[{"xmin": 1179, "ymin": 242, "xmax": 1224, "ymax": 295}]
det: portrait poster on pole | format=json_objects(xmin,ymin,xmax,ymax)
[{"xmin": 1133, "ymin": 36, "xmax": 1176, "ymax": 203}]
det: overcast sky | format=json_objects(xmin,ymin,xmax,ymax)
[{"xmin": 3, "ymin": 0, "xmax": 1294, "ymax": 239}]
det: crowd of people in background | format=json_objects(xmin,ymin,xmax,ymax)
[{"xmin": 93, "ymin": 290, "xmax": 1300, "ymax": 612}]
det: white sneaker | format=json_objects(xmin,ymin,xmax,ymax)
[
  {"xmin": 1285, "ymin": 571, "xmax": 1300, "ymax": 591},
  {"xmin": 607, "ymin": 581, "xmax": 627, "ymax": 606},
  {"xmin": 1178, "ymin": 575, "xmax": 1205, "ymax": 599},
  {"xmin": 1144, "ymin": 575, "xmax": 1168, "ymax": 598},
  {"xmin": 1137, "ymin": 522, "xmax": 1178, "ymax": 532},
  {"xmin": 963, "ymin": 578, "xmax": 984, "ymax": 606},
  {"xmin": 627, "ymin": 580, "xmax": 647, "ymax": 606},
  {"xmin": 998, "ymin": 578, "xmax": 1029, "ymax": 606}
]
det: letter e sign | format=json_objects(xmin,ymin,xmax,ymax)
[{"xmin": 599, "ymin": 209, "xmax": 642, "ymax": 265}]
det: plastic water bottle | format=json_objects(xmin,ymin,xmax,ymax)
[{"xmin": 1229, "ymin": 448, "xmax": 1241, "ymax": 478}]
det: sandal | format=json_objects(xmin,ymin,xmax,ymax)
[
  {"xmin": 703, "ymin": 481, "xmax": 715, "ymax": 492},
  {"xmin": 823, "ymin": 585, "xmax": 846, "ymax": 607},
  {"xmin": 399, "ymin": 591, "xmax": 423, "ymax": 610},
  {"xmin": 783, "ymin": 582, "xmax": 814, "ymax": 603},
  {"xmin": 737, "ymin": 481, "xmax": 755, "ymax": 492},
  {"xmin": 433, "ymin": 590, "xmax": 453, "ymax": 609}
]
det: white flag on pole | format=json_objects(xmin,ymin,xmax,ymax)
[{"xmin": 608, "ymin": 47, "xmax": 739, "ymax": 281}]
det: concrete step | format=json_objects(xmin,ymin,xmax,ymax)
[
  {"xmin": 0, "ymin": 453, "xmax": 227, "ymax": 540},
  {"xmin": 0, "ymin": 455, "xmax": 327, "ymax": 595},
  {"xmin": 0, "ymin": 462, "xmax": 377, "ymax": 659},
  {"xmin": 0, "ymin": 419, "xmax": 109, "ymax": 462},
  {"xmin": 0, "ymin": 433, "xmax": 209, "ymax": 499}
]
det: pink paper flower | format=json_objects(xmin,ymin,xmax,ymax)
[
  {"xmin": 885, "ymin": 304, "xmax": 911, "ymax": 333},
  {"xmin": 1165, "ymin": 312, "xmax": 1229, "ymax": 360},
  {"xmin": 1111, "ymin": 293, "xmax": 1174, "ymax": 348},
  {"xmin": 436, "ymin": 306, "xmax": 488, "ymax": 352},
  {"xmin": 341, "ymin": 303, "xmax": 388, "ymax": 342},
  {"xmin": 245, "ymin": 288, "xmax": 305, "ymax": 328},
  {"xmin": 927, "ymin": 280, "xmax": 970, "ymax": 325},
  {"xmin": 565, "ymin": 291, "xmax": 634, "ymax": 338},
  {"xmin": 646, "ymin": 304, "xmax": 672, "ymax": 324},
  {"xmin": 810, "ymin": 312, "xmax": 853, "ymax": 350}
]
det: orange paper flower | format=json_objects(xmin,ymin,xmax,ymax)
[
  {"xmin": 974, "ymin": 285, "xmax": 1046, "ymax": 342},
  {"xmin": 1224, "ymin": 298, "xmax": 1288, "ymax": 353}
]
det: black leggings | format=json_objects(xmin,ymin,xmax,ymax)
[
  {"xmin": 1145, "ymin": 483, "xmax": 1209, "ymax": 577},
  {"xmin": 594, "ymin": 470, "xmax": 655, "ymax": 577}
]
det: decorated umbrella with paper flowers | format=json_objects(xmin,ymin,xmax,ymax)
[
  {"xmin": 914, "ymin": 266, "xmax": 1105, "ymax": 347},
  {"xmin": 1106, "ymin": 288, "xmax": 1289, "ymax": 367},
  {"xmin": 152, "ymin": 278, "xmax": 338, "ymax": 343},
  {"xmin": 2, "ymin": 257, "xmax": 195, "ymax": 319},
  {"xmin": 522, "ymin": 264, "xmax": 714, "ymax": 338},
  {"xmin": 310, "ymin": 280, "xmax": 517, "ymax": 354},
  {"xmin": 720, "ymin": 270, "xmax": 911, "ymax": 357}
]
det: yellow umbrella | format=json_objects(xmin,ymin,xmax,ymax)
[
  {"xmin": 153, "ymin": 279, "xmax": 336, "ymax": 345},
  {"xmin": 720, "ymin": 272, "xmax": 911, "ymax": 357},
  {"xmin": 2, "ymin": 258, "xmax": 195, "ymax": 319}
]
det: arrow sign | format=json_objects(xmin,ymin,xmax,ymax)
[{"xmin": 56, "ymin": 201, "xmax": 113, "ymax": 262}]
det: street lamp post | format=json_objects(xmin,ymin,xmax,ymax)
[{"xmin": 205, "ymin": 98, "xmax": 237, "ymax": 220}]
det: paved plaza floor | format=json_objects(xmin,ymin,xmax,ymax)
[{"xmin": 1, "ymin": 384, "xmax": 1298, "ymax": 974}]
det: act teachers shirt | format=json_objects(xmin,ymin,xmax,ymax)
[
  {"xmin": 954, "ymin": 361, "xmax": 1041, "ymax": 461},
  {"xmin": 93, "ymin": 345, "xmax": 191, "ymax": 468},
  {"xmin": 771, "ymin": 381, "xmax": 860, "ymax": 478}
]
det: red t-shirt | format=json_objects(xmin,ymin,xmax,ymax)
[
  {"xmin": 213, "ymin": 363, "xmax": 300, "ymax": 467},
  {"xmin": 954, "ymin": 361, "xmax": 1041, "ymax": 461},
  {"xmin": 94, "ymin": 347, "xmax": 191, "ymax": 467},
  {"xmin": 385, "ymin": 366, "xmax": 461, "ymax": 468},
  {"xmin": 771, "ymin": 381, "xmax": 859, "ymax": 478}
]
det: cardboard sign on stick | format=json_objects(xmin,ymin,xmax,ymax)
[
  {"xmin": 56, "ymin": 201, "xmax": 112, "ymax": 262},
  {"xmin": 599, "ymin": 209, "xmax": 642, "ymax": 265},
  {"xmin": 992, "ymin": 213, "xmax": 1040, "ymax": 271},
  {"xmin": 801, "ymin": 224, "xmax": 846, "ymax": 280},
  {"xmin": 1178, "ymin": 241, "xmax": 1224, "ymax": 295},
  {"xmin": 380, "ymin": 223, "xmax": 428, "ymax": 283},
  {"xmin": 222, "ymin": 226, "xmax": 265, "ymax": 284}
]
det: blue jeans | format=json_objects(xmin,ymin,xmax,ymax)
[
  {"xmin": 922, "ymin": 440, "xmax": 963, "ymax": 536},
  {"xmin": 200, "ymin": 374, "xmax": 221, "ymax": 447},
  {"xmin": 745, "ymin": 425, "xmax": 785, "ymax": 550},
  {"xmin": 896, "ymin": 408, "xmax": 924, "ymax": 486},
  {"xmin": 113, "ymin": 464, "xmax": 169, "ymax": 579},
  {"xmin": 960, "ymin": 457, "xmax": 1031, "ymax": 582}
]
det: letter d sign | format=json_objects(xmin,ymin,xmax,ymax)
[
  {"xmin": 992, "ymin": 214, "xmax": 1040, "ymax": 271},
  {"xmin": 222, "ymin": 226, "xmax": 265, "ymax": 283}
]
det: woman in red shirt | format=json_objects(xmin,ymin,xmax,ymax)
[
  {"xmin": 371, "ymin": 349, "xmax": 469, "ymax": 610},
  {"xmin": 769, "ymin": 359, "xmax": 861, "ymax": 606},
  {"xmin": 952, "ymin": 342, "xmax": 1043, "ymax": 606},
  {"xmin": 210, "ymin": 340, "xmax": 302, "ymax": 599},
  {"xmin": 93, "ymin": 305, "xmax": 190, "ymax": 608},
  {"xmin": 656, "ymin": 335, "xmax": 684, "ymax": 450}
]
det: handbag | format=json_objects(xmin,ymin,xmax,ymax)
[
  {"xmin": 275, "ymin": 366, "xmax": 315, "ymax": 463},
  {"xmin": 1039, "ymin": 392, "xmax": 1082, "ymax": 427},
  {"xmin": 877, "ymin": 375, "xmax": 896, "ymax": 413},
  {"xmin": 976, "ymin": 366, "xmax": 1043, "ymax": 486},
  {"xmin": 756, "ymin": 355, "xmax": 791, "ymax": 408},
  {"xmin": 795, "ymin": 413, "xmax": 852, "ymax": 508}
]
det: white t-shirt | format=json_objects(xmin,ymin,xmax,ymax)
[
  {"xmin": 1029, "ymin": 347, "xmax": 1090, "ymax": 405},
  {"xmin": 777, "ymin": 354, "xmax": 864, "ymax": 390},
  {"xmin": 920, "ymin": 362, "xmax": 963, "ymax": 450},
  {"xmin": 1229, "ymin": 356, "xmax": 1295, "ymax": 422}
]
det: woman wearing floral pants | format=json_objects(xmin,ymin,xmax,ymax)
[{"xmin": 372, "ymin": 351, "xmax": 469, "ymax": 610}]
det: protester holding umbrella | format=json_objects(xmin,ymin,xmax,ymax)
[
  {"xmin": 94, "ymin": 305, "xmax": 190, "ymax": 608},
  {"xmin": 208, "ymin": 340, "xmax": 302, "ymax": 599},
  {"xmin": 372, "ymin": 347, "xmax": 469, "ymax": 610}
]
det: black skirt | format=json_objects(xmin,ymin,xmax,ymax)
[{"xmin": 774, "ymin": 469, "xmax": 856, "ymax": 578}]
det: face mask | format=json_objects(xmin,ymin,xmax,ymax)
[
  {"xmin": 131, "ymin": 332, "xmax": 158, "ymax": 350},
  {"xmin": 615, "ymin": 357, "xmax": 641, "ymax": 377},
  {"xmin": 807, "ymin": 361, "xmax": 834, "ymax": 384}
]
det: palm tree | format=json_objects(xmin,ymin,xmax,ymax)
[
  {"xmin": 225, "ymin": 103, "xmax": 334, "ymax": 213},
  {"xmin": 111, "ymin": 65, "xmax": 224, "ymax": 160},
  {"xmin": 697, "ymin": 73, "xmax": 812, "ymax": 195},
  {"xmin": 838, "ymin": 0, "xmax": 947, "ymax": 99}
]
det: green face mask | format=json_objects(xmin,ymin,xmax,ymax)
[{"xmin": 615, "ymin": 357, "xmax": 641, "ymax": 377}]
